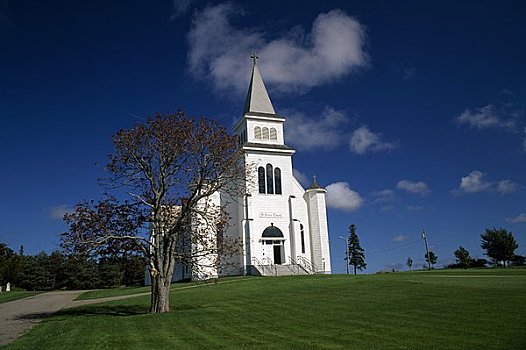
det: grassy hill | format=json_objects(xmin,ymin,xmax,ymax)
[{"xmin": 4, "ymin": 269, "xmax": 526, "ymax": 349}]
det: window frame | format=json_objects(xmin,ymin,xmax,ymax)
[
  {"xmin": 266, "ymin": 164, "xmax": 274, "ymax": 194},
  {"xmin": 258, "ymin": 167, "xmax": 266, "ymax": 194}
]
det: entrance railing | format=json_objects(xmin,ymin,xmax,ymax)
[
  {"xmin": 296, "ymin": 256, "xmax": 318, "ymax": 274},
  {"xmin": 288, "ymin": 256, "xmax": 302, "ymax": 274},
  {"xmin": 252, "ymin": 257, "xmax": 276, "ymax": 276}
]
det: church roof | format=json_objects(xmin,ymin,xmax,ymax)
[
  {"xmin": 243, "ymin": 57, "xmax": 276, "ymax": 115},
  {"xmin": 243, "ymin": 142, "xmax": 294, "ymax": 151}
]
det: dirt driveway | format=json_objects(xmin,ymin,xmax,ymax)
[{"xmin": 0, "ymin": 290, "xmax": 84, "ymax": 346}]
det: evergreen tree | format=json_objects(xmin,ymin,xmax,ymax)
[
  {"xmin": 347, "ymin": 224, "xmax": 366, "ymax": 275},
  {"xmin": 454, "ymin": 246, "xmax": 471, "ymax": 269},
  {"xmin": 406, "ymin": 257, "xmax": 413, "ymax": 270},
  {"xmin": 0, "ymin": 243, "xmax": 15, "ymax": 287}
]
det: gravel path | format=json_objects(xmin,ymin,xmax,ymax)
[
  {"xmin": 0, "ymin": 290, "xmax": 153, "ymax": 346},
  {"xmin": 0, "ymin": 290, "xmax": 84, "ymax": 346}
]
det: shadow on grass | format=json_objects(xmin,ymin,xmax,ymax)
[
  {"xmin": 15, "ymin": 301, "xmax": 208, "ymax": 322},
  {"xmin": 39, "ymin": 303, "xmax": 207, "ymax": 319},
  {"xmin": 60, "ymin": 305, "xmax": 148, "ymax": 317},
  {"xmin": 15, "ymin": 312, "xmax": 56, "ymax": 320}
]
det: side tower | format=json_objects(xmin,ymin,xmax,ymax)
[
  {"xmin": 233, "ymin": 56, "xmax": 331, "ymax": 275},
  {"xmin": 305, "ymin": 178, "xmax": 332, "ymax": 273}
]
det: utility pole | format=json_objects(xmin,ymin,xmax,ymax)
[
  {"xmin": 422, "ymin": 228, "xmax": 431, "ymax": 270},
  {"xmin": 338, "ymin": 236, "xmax": 350, "ymax": 274}
]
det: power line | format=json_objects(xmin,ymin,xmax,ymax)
[{"xmin": 367, "ymin": 238, "xmax": 421, "ymax": 256}]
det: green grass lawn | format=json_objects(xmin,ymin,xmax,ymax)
[
  {"xmin": 75, "ymin": 286, "xmax": 151, "ymax": 300},
  {"xmin": 75, "ymin": 276, "xmax": 255, "ymax": 300},
  {"xmin": 4, "ymin": 269, "xmax": 526, "ymax": 350},
  {"xmin": 0, "ymin": 291, "xmax": 40, "ymax": 304}
]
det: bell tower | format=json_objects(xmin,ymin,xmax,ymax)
[{"xmin": 230, "ymin": 55, "xmax": 331, "ymax": 275}]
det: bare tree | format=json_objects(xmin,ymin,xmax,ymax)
[{"xmin": 62, "ymin": 112, "xmax": 246, "ymax": 313}]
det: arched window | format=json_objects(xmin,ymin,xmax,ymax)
[
  {"xmin": 258, "ymin": 167, "xmax": 266, "ymax": 194},
  {"xmin": 254, "ymin": 126, "xmax": 261, "ymax": 140},
  {"xmin": 266, "ymin": 164, "xmax": 274, "ymax": 194},
  {"xmin": 300, "ymin": 224, "xmax": 305, "ymax": 254},
  {"xmin": 274, "ymin": 167, "xmax": 282, "ymax": 194},
  {"xmin": 257, "ymin": 164, "xmax": 283, "ymax": 195},
  {"xmin": 270, "ymin": 127, "xmax": 277, "ymax": 140},
  {"xmin": 262, "ymin": 127, "xmax": 269, "ymax": 140}
]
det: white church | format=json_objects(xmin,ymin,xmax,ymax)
[{"xmin": 171, "ymin": 58, "xmax": 332, "ymax": 280}]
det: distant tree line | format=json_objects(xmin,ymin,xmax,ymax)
[
  {"xmin": 401, "ymin": 228, "xmax": 523, "ymax": 272},
  {"xmin": 445, "ymin": 228, "xmax": 524, "ymax": 269},
  {"xmin": 0, "ymin": 243, "xmax": 146, "ymax": 291}
]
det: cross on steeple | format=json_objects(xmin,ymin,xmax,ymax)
[
  {"xmin": 243, "ymin": 52, "xmax": 275, "ymax": 115},
  {"xmin": 251, "ymin": 53, "xmax": 259, "ymax": 66},
  {"xmin": 307, "ymin": 175, "xmax": 323, "ymax": 190}
]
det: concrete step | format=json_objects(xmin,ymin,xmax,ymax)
[{"xmin": 250, "ymin": 264, "xmax": 310, "ymax": 276}]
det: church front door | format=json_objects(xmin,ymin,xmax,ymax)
[{"xmin": 273, "ymin": 245, "xmax": 283, "ymax": 264}]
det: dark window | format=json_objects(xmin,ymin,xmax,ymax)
[
  {"xmin": 258, "ymin": 167, "xmax": 266, "ymax": 194},
  {"xmin": 274, "ymin": 168, "xmax": 282, "ymax": 194},
  {"xmin": 266, "ymin": 164, "xmax": 274, "ymax": 194},
  {"xmin": 300, "ymin": 224, "xmax": 305, "ymax": 254}
]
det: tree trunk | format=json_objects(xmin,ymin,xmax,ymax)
[
  {"xmin": 150, "ymin": 273, "xmax": 171, "ymax": 313},
  {"xmin": 353, "ymin": 265, "xmax": 357, "ymax": 275}
]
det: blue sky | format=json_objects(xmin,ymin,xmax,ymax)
[{"xmin": 0, "ymin": 0, "xmax": 525, "ymax": 273}]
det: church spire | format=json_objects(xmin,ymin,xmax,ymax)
[{"xmin": 243, "ymin": 54, "xmax": 276, "ymax": 115}]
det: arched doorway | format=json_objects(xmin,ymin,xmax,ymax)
[{"xmin": 262, "ymin": 224, "xmax": 285, "ymax": 265}]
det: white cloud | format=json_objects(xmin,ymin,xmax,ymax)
[
  {"xmin": 392, "ymin": 234, "xmax": 408, "ymax": 242},
  {"xmin": 170, "ymin": 0, "xmax": 193, "ymax": 20},
  {"xmin": 187, "ymin": 3, "xmax": 368, "ymax": 94},
  {"xmin": 349, "ymin": 126, "xmax": 396, "ymax": 155},
  {"xmin": 285, "ymin": 106, "xmax": 349, "ymax": 151},
  {"xmin": 397, "ymin": 180, "xmax": 430, "ymax": 196},
  {"xmin": 372, "ymin": 189, "xmax": 395, "ymax": 204},
  {"xmin": 497, "ymin": 180, "xmax": 519, "ymax": 194},
  {"xmin": 326, "ymin": 182, "xmax": 363, "ymax": 211},
  {"xmin": 455, "ymin": 104, "xmax": 517, "ymax": 131},
  {"xmin": 458, "ymin": 170, "xmax": 492, "ymax": 193},
  {"xmin": 507, "ymin": 213, "xmax": 526, "ymax": 223},
  {"xmin": 456, "ymin": 170, "xmax": 520, "ymax": 194},
  {"xmin": 48, "ymin": 204, "xmax": 73, "ymax": 220},
  {"xmin": 293, "ymin": 168, "xmax": 309, "ymax": 187},
  {"xmin": 285, "ymin": 108, "xmax": 397, "ymax": 154},
  {"xmin": 407, "ymin": 205, "xmax": 423, "ymax": 211}
]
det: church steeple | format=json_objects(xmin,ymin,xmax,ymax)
[{"xmin": 243, "ymin": 54, "xmax": 276, "ymax": 115}]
